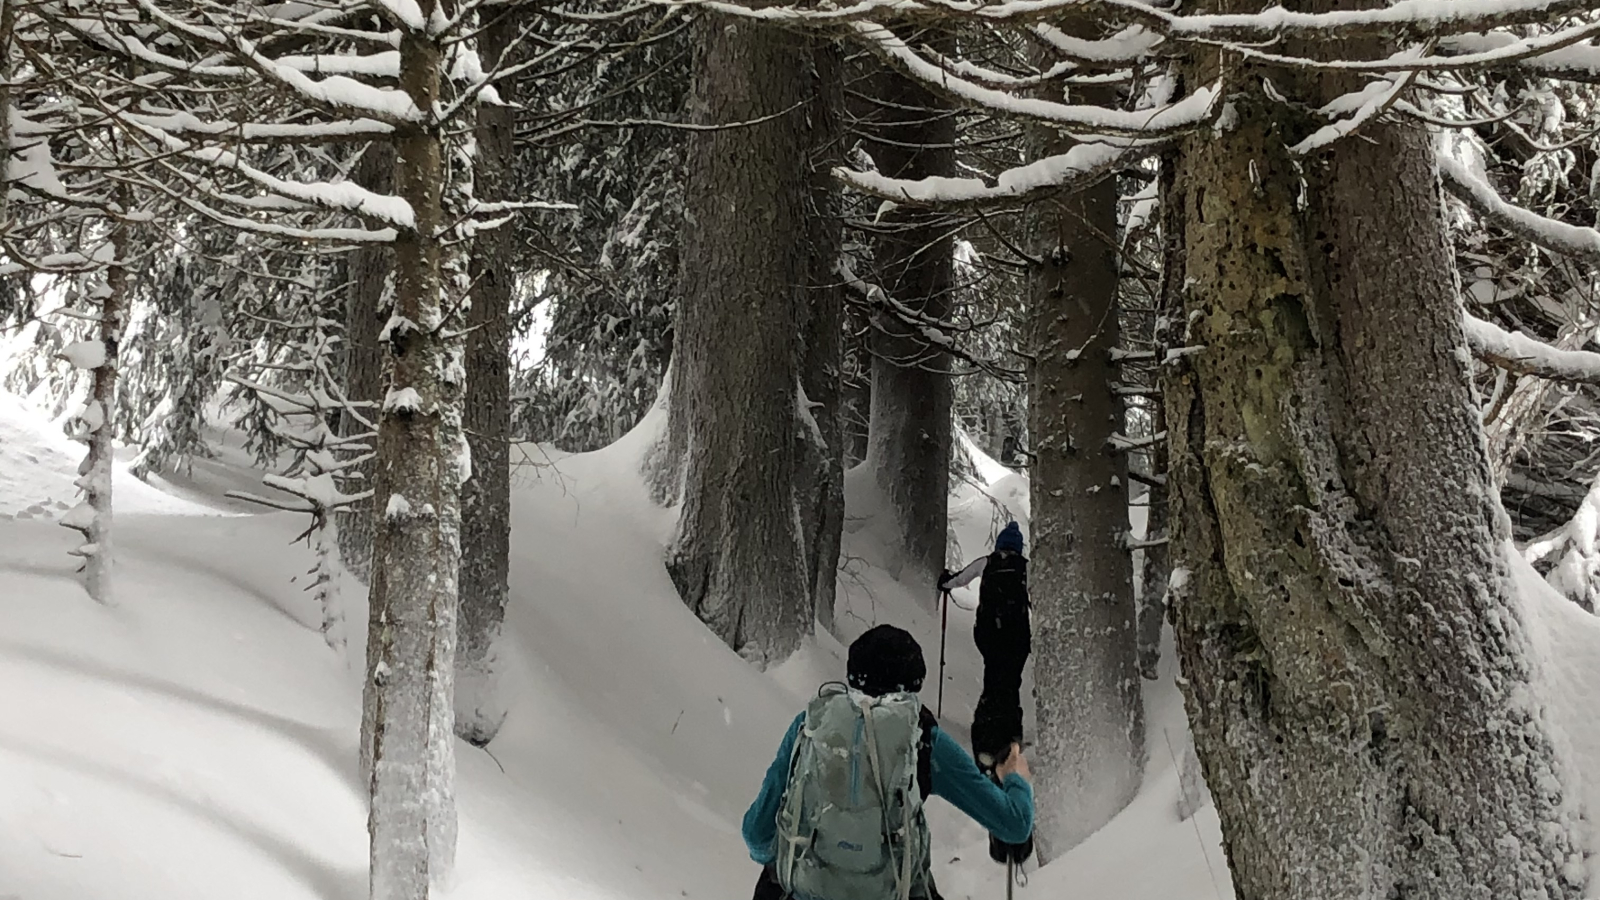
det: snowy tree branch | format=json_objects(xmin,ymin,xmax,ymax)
[
  {"xmin": 1439, "ymin": 158, "xmax": 1600, "ymax": 267},
  {"xmin": 836, "ymin": 138, "xmax": 1165, "ymax": 207},
  {"xmin": 1465, "ymin": 315, "xmax": 1600, "ymax": 387}
]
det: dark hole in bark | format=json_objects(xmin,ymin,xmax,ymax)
[{"xmin": 1368, "ymin": 711, "xmax": 1387, "ymax": 754}]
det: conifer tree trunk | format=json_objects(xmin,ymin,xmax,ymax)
[
  {"xmin": 455, "ymin": 11, "xmax": 515, "ymax": 748},
  {"xmin": 63, "ymin": 224, "xmax": 127, "ymax": 606},
  {"xmin": 1164, "ymin": 17, "xmax": 1587, "ymax": 896},
  {"xmin": 341, "ymin": 142, "xmax": 394, "ymax": 584},
  {"xmin": 800, "ymin": 41, "xmax": 846, "ymax": 634},
  {"xmin": 862, "ymin": 49, "xmax": 955, "ymax": 593},
  {"xmin": 666, "ymin": 11, "xmax": 812, "ymax": 665},
  {"xmin": 363, "ymin": 8, "xmax": 470, "ymax": 896},
  {"xmin": 1027, "ymin": 72, "xmax": 1142, "ymax": 856},
  {"xmin": 0, "ymin": 0, "xmax": 11, "ymax": 230},
  {"xmin": 1136, "ymin": 400, "xmax": 1169, "ymax": 680}
]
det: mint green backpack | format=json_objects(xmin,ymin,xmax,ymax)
[{"xmin": 774, "ymin": 684, "xmax": 932, "ymax": 900}]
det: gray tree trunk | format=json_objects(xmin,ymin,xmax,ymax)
[
  {"xmin": 799, "ymin": 41, "xmax": 846, "ymax": 635},
  {"xmin": 363, "ymin": 11, "xmax": 468, "ymax": 897},
  {"xmin": 1164, "ymin": 27, "xmax": 1587, "ymax": 899},
  {"xmin": 1137, "ymin": 161, "xmax": 1183, "ymax": 680},
  {"xmin": 341, "ymin": 142, "xmax": 394, "ymax": 585},
  {"xmin": 63, "ymin": 221, "xmax": 128, "ymax": 606},
  {"xmin": 862, "ymin": 51, "xmax": 955, "ymax": 593},
  {"xmin": 455, "ymin": 11, "xmax": 514, "ymax": 748},
  {"xmin": 1027, "ymin": 72, "xmax": 1142, "ymax": 857},
  {"xmin": 665, "ymin": 12, "xmax": 812, "ymax": 665},
  {"xmin": 0, "ymin": 0, "xmax": 11, "ymax": 230}
]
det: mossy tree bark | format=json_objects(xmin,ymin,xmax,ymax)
[{"xmin": 1163, "ymin": 11, "xmax": 1587, "ymax": 896}]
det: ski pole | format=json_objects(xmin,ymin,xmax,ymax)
[
  {"xmin": 937, "ymin": 588, "xmax": 950, "ymax": 717},
  {"xmin": 1006, "ymin": 858, "xmax": 1015, "ymax": 900}
]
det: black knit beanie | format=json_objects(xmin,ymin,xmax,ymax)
[{"xmin": 847, "ymin": 624, "xmax": 927, "ymax": 696}]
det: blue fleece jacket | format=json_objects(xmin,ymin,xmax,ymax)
[{"xmin": 742, "ymin": 712, "xmax": 1035, "ymax": 865}]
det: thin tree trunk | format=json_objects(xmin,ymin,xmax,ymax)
[
  {"xmin": 364, "ymin": 9, "xmax": 467, "ymax": 897},
  {"xmin": 862, "ymin": 47, "xmax": 955, "ymax": 593},
  {"xmin": 1138, "ymin": 157, "xmax": 1182, "ymax": 680},
  {"xmin": 342, "ymin": 141, "xmax": 394, "ymax": 585},
  {"xmin": 666, "ymin": 11, "xmax": 812, "ymax": 665},
  {"xmin": 1027, "ymin": 71, "xmax": 1142, "ymax": 856},
  {"xmin": 0, "ymin": 0, "xmax": 11, "ymax": 230},
  {"xmin": 842, "ymin": 313, "xmax": 873, "ymax": 467},
  {"xmin": 63, "ymin": 223, "xmax": 128, "ymax": 605},
  {"xmin": 1164, "ymin": 28, "xmax": 1586, "ymax": 899},
  {"xmin": 455, "ymin": 11, "xmax": 515, "ymax": 748}
]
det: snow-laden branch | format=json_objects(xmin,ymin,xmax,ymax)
[
  {"xmin": 128, "ymin": 0, "xmax": 423, "ymax": 123},
  {"xmin": 122, "ymin": 110, "xmax": 395, "ymax": 143},
  {"xmin": 1440, "ymin": 158, "xmax": 1600, "ymax": 267},
  {"xmin": 1290, "ymin": 52, "xmax": 1422, "ymax": 154},
  {"xmin": 1031, "ymin": 23, "xmax": 1164, "ymax": 65},
  {"xmin": 1443, "ymin": 32, "xmax": 1600, "ymax": 83},
  {"xmin": 850, "ymin": 20, "xmax": 1219, "ymax": 136},
  {"xmin": 122, "ymin": 117, "xmax": 415, "ymax": 228},
  {"xmin": 836, "ymin": 137, "xmax": 1161, "ymax": 207},
  {"xmin": 1223, "ymin": 17, "xmax": 1600, "ymax": 74},
  {"xmin": 1465, "ymin": 315, "xmax": 1600, "ymax": 387},
  {"xmin": 683, "ymin": 0, "xmax": 1590, "ymax": 43}
]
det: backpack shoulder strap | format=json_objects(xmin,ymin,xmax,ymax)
[{"xmin": 917, "ymin": 706, "xmax": 937, "ymax": 800}]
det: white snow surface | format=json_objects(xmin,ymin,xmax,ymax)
[{"xmin": 13, "ymin": 388, "xmax": 1600, "ymax": 899}]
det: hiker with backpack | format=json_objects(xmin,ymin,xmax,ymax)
[
  {"xmin": 743, "ymin": 624, "xmax": 1034, "ymax": 900},
  {"xmin": 938, "ymin": 521, "xmax": 1034, "ymax": 866}
]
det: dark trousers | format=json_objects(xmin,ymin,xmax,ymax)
[
  {"xmin": 971, "ymin": 612, "xmax": 1034, "ymax": 866},
  {"xmin": 752, "ymin": 865, "xmax": 944, "ymax": 900},
  {"xmin": 971, "ymin": 612, "xmax": 1030, "ymax": 761}
]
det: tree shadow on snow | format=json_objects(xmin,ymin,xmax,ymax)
[
  {"xmin": 0, "ymin": 641, "xmax": 363, "ymax": 799},
  {"xmin": 0, "ymin": 734, "xmax": 367, "ymax": 900}
]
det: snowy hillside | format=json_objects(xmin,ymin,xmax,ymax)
[{"xmin": 9, "ymin": 390, "xmax": 1600, "ymax": 900}]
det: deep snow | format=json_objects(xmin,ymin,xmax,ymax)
[{"xmin": 44, "ymin": 387, "xmax": 1600, "ymax": 899}]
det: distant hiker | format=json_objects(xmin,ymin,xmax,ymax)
[
  {"xmin": 743, "ymin": 624, "xmax": 1034, "ymax": 900},
  {"xmin": 939, "ymin": 521, "xmax": 1034, "ymax": 866}
]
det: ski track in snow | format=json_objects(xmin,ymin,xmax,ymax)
[{"xmin": 53, "ymin": 389, "xmax": 1600, "ymax": 900}]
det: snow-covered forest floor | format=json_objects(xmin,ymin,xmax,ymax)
[{"xmin": 6, "ymin": 386, "xmax": 1600, "ymax": 900}]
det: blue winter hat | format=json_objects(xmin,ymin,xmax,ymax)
[{"xmin": 995, "ymin": 521, "xmax": 1024, "ymax": 554}]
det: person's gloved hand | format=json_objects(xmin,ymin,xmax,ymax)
[
  {"xmin": 996, "ymin": 743, "xmax": 1031, "ymax": 782},
  {"xmin": 937, "ymin": 569, "xmax": 954, "ymax": 590}
]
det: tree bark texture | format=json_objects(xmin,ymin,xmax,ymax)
[
  {"xmin": 455, "ymin": 11, "xmax": 515, "ymax": 748},
  {"xmin": 65, "ymin": 222, "xmax": 128, "ymax": 606},
  {"xmin": 1164, "ymin": 26, "xmax": 1587, "ymax": 900},
  {"xmin": 0, "ymin": 0, "xmax": 12, "ymax": 230},
  {"xmin": 363, "ymin": 12, "xmax": 467, "ymax": 897},
  {"xmin": 1027, "ymin": 74, "xmax": 1142, "ymax": 856},
  {"xmin": 341, "ymin": 141, "xmax": 394, "ymax": 584},
  {"xmin": 1136, "ymin": 401, "xmax": 1169, "ymax": 682},
  {"xmin": 666, "ymin": 12, "xmax": 813, "ymax": 664},
  {"xmin": 862, "ymin": 48, "xmax": 955, "ymax": 593},
  {"xmin": 1138, "ymin": 157, "xmax": 1183, "ymax": 681},
  {"xmin": 798, "ymin": 40, "xmax": 847, "ymax": 635}
]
